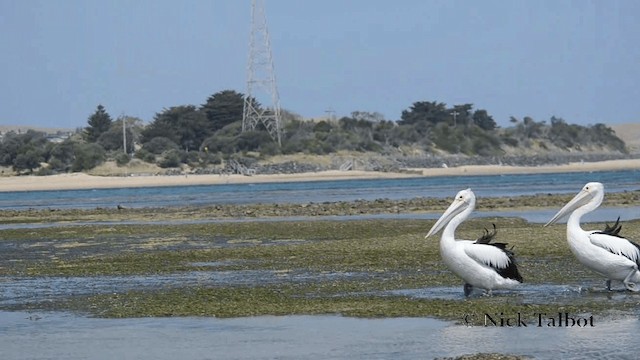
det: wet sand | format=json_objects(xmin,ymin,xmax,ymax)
[{"xmin": 1, "ymin": 158, "xmax": 638, "ymax": 192}]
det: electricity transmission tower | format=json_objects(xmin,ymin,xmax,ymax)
[{"xmin": 242, "ymin": 0, "xmax": 282, "ymax": 146}]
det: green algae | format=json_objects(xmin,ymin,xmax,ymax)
[{"xmin": 1, "ymin": 204, "xmax": 640, "ymax": 320}]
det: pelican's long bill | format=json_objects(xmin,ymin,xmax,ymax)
[
  {"xmin": 544, "ymin": 188, "xmax": 595, "ymax": 227},
  {"xmin": 425, "ymin": 195, "xmax": 469, "ymax": 238}
]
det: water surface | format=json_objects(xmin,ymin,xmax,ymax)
[
  {"xmin": 1, "ymin": 170, "xmax": 638, "ymax": 210},
  {"xmin": 1, "ymin": 311, "xmax": 638, "ymax": 360}
]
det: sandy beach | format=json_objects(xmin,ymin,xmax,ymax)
[{"xmin": 0, "ymin": 158, "xmax": 638, "ymax": 192}]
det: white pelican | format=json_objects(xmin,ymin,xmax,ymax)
[
  {"xmin": 426, "ymin": 189, "xmax": 523, "ymax": 296},
  {"xmin": 545, "ymin": 182, "xmax": 640, "ymax": 291}
]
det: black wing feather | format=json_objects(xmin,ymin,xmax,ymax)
[
  {"xmin": 591, "ymin": 217, "xmax": 640, "ymax": 266},
  {"xmin": 594, "ymin": 216, "xmax": 624, "ymax": 238},
  {"xmin": 475, "ymin": 224, "xmax": 498, "ymax": 244},
  {"xmin": 474, "ymin": 224, "xmax": 523, "ymax": 282}
]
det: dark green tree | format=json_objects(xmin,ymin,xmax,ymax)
[
  {"xmin": 200, "ymin": 122, "xmax": 243, "ymax": 154},
  {"xmin": 85, "ymin": 105, "xmax": 113, "ymax": 142},
  {"xmin": 372, "ymin": 120, "xmax": 396, "ymax": 146},
  {"xmin": 399, "ymin": 101, "xmax": 448, "ymax": 126},
  {"xmin": 0, "ymin": 130, "xmax": 49, "ymax": 171},
  {"xmin": 450, "ymin": 104, "xmax": 473, "ymax": 127},
  {"xmin": 0, "ymin": 132, "xmax": 22, "ymax": 166},
  {"xmin": 97, "ymin": 127, "xmax": 125, "ymax": 152},
  {"xmin": 142, "ymin": 137, "xmax": 180, "ymax": 155},
  {"xmin": 201, "ymin": 90, "xmax": 257, "ymax": 133},
  {"xmin": 472, "ymin": 109, "xmax": 497, "ymax": 131},
  {"xmin": 72, "ymin": 143, "xmax": 105, "ymax": 172},
  {"xmin": 96, "ymin": 118, "xmax": 137, "ymax": 153},
  {"xmin": 141, "ymin": 105, "xmax": 210, "ymax": 151},
  {"xmin": 13, "ymin": 149, "xmax": 42, "ymax": 173},
  {"xmin": 48, "ymin": 139, "xmax": 76, "ymax": 172}
]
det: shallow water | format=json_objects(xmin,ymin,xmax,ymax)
[
  {"xmin": 0, "ymin": 270, "xmax": 370, "ymax": 306},
  {"xmin": 1, "ymin": 170, "xmax": 638, "ymax": 210},
  {"xmin": 4, "ymin": 269, "xmax": 640, "ymax": 313},
  {"xmin": 2, "ymin": 268, "xmax": 640, "ymax": 359},
  {"xmin": 387, "ymin": 282, "xmax": 640, "ymax": 306},
  {"xmin": 1, "ymin": 311, "xmax": 639, "ymax": 360}
]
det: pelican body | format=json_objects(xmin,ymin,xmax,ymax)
[
  {"xmin": 545, "ymin": 182, "xmax": 640, "ymax": 291},
  {"xmin": 426, "ymin": 189, "xmax": 523, "ymax": 296}
]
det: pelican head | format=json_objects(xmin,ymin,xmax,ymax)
[
  {"xmin": 544, "ymin": 182, "xmax": 604, "ymax": 227},
  {"xmin": 425, "ymin": 188, "xmax": 476, "ymax": 238}
]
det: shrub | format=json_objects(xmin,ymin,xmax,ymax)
[
  {"xmin": 158, "ymin": 149, "xmax": 182, "ymax": 168},
  {"xmin": 72, "ymin": 143, "xmax": 106, "ymax": 172},
  {"xmin": 142, "ymin": 137, "xmax": 180, "ymax": 155},
  {"xmin": 135, "ymin": 149, "xmax": 156, "ymax": 163},
  {"xmin": 115, "ymin": 153, "xmax": 131, "ymax": 166}
]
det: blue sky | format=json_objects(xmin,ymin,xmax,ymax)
[{"xmin": 1, "ymin": 0, "xmax": 638, "ymax": 129}]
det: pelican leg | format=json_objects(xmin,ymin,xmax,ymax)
[
  {"xmin": 623, "ymin": 270, "xmax": 639, "ymax": 292},
  {"xmin": 605, "ymin": 280, "xmax": 612, "ymax": 291},
  {"xmin": 463, "ymin": 283, "xmax": 474, "ymax": 297}
]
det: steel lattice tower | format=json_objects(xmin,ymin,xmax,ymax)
[{"xmin": 242, "ymin": 0, "xmax": 282, "ymax": 146}]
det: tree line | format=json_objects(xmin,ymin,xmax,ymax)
[{"xmin": 0, "ymin": 89, "xmax": 628, "ymax": 174}]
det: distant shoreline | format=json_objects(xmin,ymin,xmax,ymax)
[{"xmin": 0, "ymin": 158, "xmax": 638, "ymax": 193}]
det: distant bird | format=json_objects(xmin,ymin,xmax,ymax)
[
  {"xmin": 545, "ymin": 182, "xmax": 640, "ymax": 291},
  {"xmin": 426, "ymin": 189, "xmax": 523, "ymax": 296}
]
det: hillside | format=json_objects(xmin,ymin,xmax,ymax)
[
  {"xmin": 611, "ymin": 123, "xmax": 640, "ymax": 153},
  {"xmin": 0, "ymin": 115, "xmax": 636, "ymax": 177}
]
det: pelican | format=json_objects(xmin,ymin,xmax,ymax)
[
  {"xmin": 426, "ymin": 189, "xmax": 523, "ymax": 296},
  {"xmin": 545, "ymin": 182, "xmax": 640, "ymax": 291}
]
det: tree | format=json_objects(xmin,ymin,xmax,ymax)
[
  {"xmin": 399, "ymin": 101, "xmax": 448, "ymax": 126},
  {"xmin": 85, "ymin": 105, "xmax": 113, "ymax": 142},
  {"xmin": 13, "ymin": 149, "xmax": 42, "ymax": 173},
  {"xmin": 0, "ymin": 130, "xmax": 49, "ymax": 171},
  {"xmin": 472, "ymin": 109, "xmax": 497, "ymax": 131},
  {"xmin": 0, "ymin": 132, "xmax": 22, "ymax": 166},
  {"xmin": 48, "ymin": 139, "xmax": 76, "ymax": 172},
  {"xmin": 140, "ymin": 116, "xmax": 179, "ymax": 145},
  {"xmin": 97, "ymin": 117, "xmax": 137, "ymax": 153},
  {"xmin": 450, "ymin": 104, "xmax": 473, "ymax": 127},
  {"xmin": 201, "ymin": 90, "xmax": 252, "ymax": 133},
  {"xmin": 142, "ymin": 137, "xmax": 179, "ymax": 155},
  {"xmin": 372, "ymin": 120, "xmax": 396, "ymax": 146},
  {"xmin": 72, "ymin": 143, "xmax": 105, "ymax": 172},
  {"xmin": 313, "ymin": 120, "xmax": 333, "ymax": 133},
  {"xmin": 97, "ymin": 127, "xmax": 126, "ymax": 152},
  {"xmin": 141, "ymin": 105, "xmax": 210, "ymax": 151}
]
